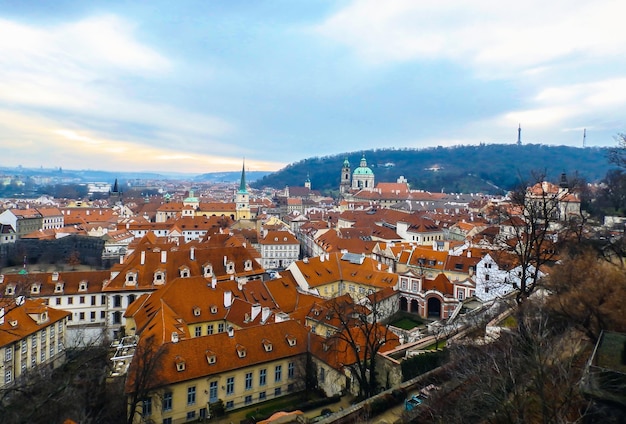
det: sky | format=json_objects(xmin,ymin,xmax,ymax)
[{"xmin": 1, "ymin": 0, "xmax": 625, "ymax": 174}]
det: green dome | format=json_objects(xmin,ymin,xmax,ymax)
[{"xmin": 353, "ymin": 155, "xmax": 373, "ymax": 175}]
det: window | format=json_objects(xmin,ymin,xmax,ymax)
[
  {"xmin": 199, "ymin": 408, "xmax": 207, "ymax": 419},
  {"xmin": 485, "ymin": 274, "xmax": 490, "ymax": 281},
  {"xmin": 207, "ymin": 324, "xmax": 214, "ymax": 335},
  {"xmin": 209, "ymin": 381, "xmax": 218, "ymax": 402},
  {"xmin": 142, "ymin": 398, "xmax": 152, "ymax": 417},
  {"xmin": 21, "ymin": 340, "xmax": 26, "ymax": 354},
  {"xmin": 259, "ymin": 368, "xmax": 267, "ymax": 386},
  {"xmin": 56, "ymin": 298, "xmax": 61, "ymax": 305},
  {"xmin": 195, "ymin": 326, "xmax": 201, "ymax": 337},
  {"xmin": 187, "ymin": 386, "xmax": 196, "ymax": 405},
  {"xmin": 320, "ymin": 368, "xmax": 325, "ymax": 383},
  {"xmin": 226, "ymin": 377, "xmax": 234, "ymax": 395},
  {"xmin": 163, "ymin": 392, "xmax": 172, "ymax": 411},
  {"xmin": 79, "ymin": 312, "xmax": 85, "ymax": 320},
  {"xmin": 186, "ymin": 411, "xmax": 196, "ymax": 421},
  {"xmin": 163, "ymin": 419, "xmax": 172, "ymax": 424},
  {"xmin": 113, "ymin": 295, "xmax": 121, "ymax": 308},
  {"xmin": 218, "ymin": 323, "xmax": 224, "ymax": 333},
  {"xmin": 245, "ymin": 395, "xmax": 252, "ymax": 405},
  {"xmin": 226, "ymin": 401, "xmax": 234, "ymax": 409},
  {"xmin": 288, "ymin": 362, "xmax": 295, "ymax": 379},
  {"xmin": 259, "ymin": 391, "xmax": 266, "ymax": 401},
  {"xmin": 79, "ymin": 296, "xmax": 85, "ymax": 304},
  {"xmin": 91, "ymin": 296, "xmax": 96, "ymax": 306},
  {"xmin": 67, "ymin": 297, "xmax": 73, "ymax": 305},
  {"xmin": 101, "ymin": 295, "xmax": 106, "ymax": 305},
  {"xmin": 5, "ymin": 347, "xmax": 12, "ymax": 362},
  {"xmin": 275, "ymin": 365, "xmax": 282, "ymax": 382},
  {"xmin": 101, "ymin": 311, "xmax": 106, "ymax": 319},
  {"xmin": 457, "ymin": 289, "xmax": 464, "ymax": 300},
  {"xmin": 245, "ymin": 372, "xmax": 253, "ymax": 390},
  {"xmin": 91, "ymin": 311, "xmax": 96, "ymax": 321},
  {"xmin": 5, "ymin": 370, "xmax": 11, "ymax": 384},
  {"xmin": 274, "ymin": 387, "xmax": 282, "ymax": 397}
]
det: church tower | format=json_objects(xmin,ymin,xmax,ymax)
[
  {"xmin": 340, "ymin": 157, "xmax": 351, "ymax": 195},
  {"xmin": 304, "ymin": 173, "xmax": 311, "ymax": 190},
  {"xmin": 235, "ymin": 160, "xmax": 250, "ymax": 220},
  {"xmin": 352, "ymin": 154, "xmax": 375, "ymax": 190}
]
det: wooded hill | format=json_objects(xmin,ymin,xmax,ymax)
[{"xmin": 252, "ymin": 144, "xmax": 614, "ymax": 195}]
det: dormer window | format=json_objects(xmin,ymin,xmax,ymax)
[
  {"xmin": 206, "ymin": 350, "xmax": 216, "ymax": 365},
  {"xmin": 54, "ymin": 283, "xmax": 64, "ymax": 293},
  {"xmin": 262, "ymin": 339, "xmax": 273, "ymax": 352},
  {"xmin": 193, "ymin": 306, "xmax": 201, "ymax": 317},
  {"xmin": 244, "ymin": 260, "xmax": 253, "ymax": 271},
  {"xmin": 79, "ymin": 281, "xmax": 88, "ymax": 291},
  {"xmin": 31, "ymin": 284, "xmax": 40, "ymax": 294},
  {"xmin": 236, "ymin": 344, "xmax": 247, "ymax": 358},
  {"xmin": 286, "ymin": 335, "xmax": 297, "ymax": 347},
  {"xmin": 153, "ymin": 271, "xmax": 166, "ymax": 285},
  {"xmin": 226, "ymin": 261, "xmax": 235, "ymax": 274},
  {"xmin": 175, "ymin": 356, "xmax": 185, "ymax": 372},
  {"xmin": 210, "ymin": 305, "xmax": 218, "ymax": 314},
  {"xmin": 125, "ymin": 272, "xmax": 137, "ymax": 286},
  {"xmin": 203, "ymin": 263, "xmax": 213, "ymax": 278},
  {"xmin": 180, "ymin": 266, "xmax": 190, "ymax": 278}
]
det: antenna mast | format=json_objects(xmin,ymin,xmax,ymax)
[{"xmin": 582, "ymin": 128, "xmax": 587, "ymax": 148}]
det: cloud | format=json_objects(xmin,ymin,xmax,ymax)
[
  {"xmin": 315, "ymin": 0, "xmax": 626, "ymax": 77},
  {"xmin": 0, "ymin": 15, "xmax": 245, "ymax": 170}
]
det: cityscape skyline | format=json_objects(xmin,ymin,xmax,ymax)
[{"xmin": 1, "ymin": 1, "xmax": 625, "ymax": 174}]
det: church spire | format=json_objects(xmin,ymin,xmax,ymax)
[
  {"xmin": 238, "ymin": 159, "xmax": 247, "ymax": 194},
  {"xmin": 517, "ymin": 124, "xmax": 522, "ymax": 146}
]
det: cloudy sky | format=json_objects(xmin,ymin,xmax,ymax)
[{"xmin": 1, "ymin": 1, "xmax": 624, "ymax": 174}]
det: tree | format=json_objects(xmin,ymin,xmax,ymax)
[
  {"xmin": 124, "ymin": 335, "xmax": 169, "ymax": 424},
  {"xmin": 492, "ymin": 171, "xmax": 583, "ymax": 304},
  {"xmin": 608, "ymin": 132, "xmax": 626, "ymax": 169},
  {"xmin": 428, "ymin": 302, "xmax": 590, "ymax": 424},
  {"xmin": 545, "ymin": 248, "xmax": 626, "ymax": 343},
  {"xmin": 322, "ymin": 292, "xmax": 399, "ymax": 399}
]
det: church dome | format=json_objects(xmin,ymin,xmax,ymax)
[{"xmin": 353, "ymin": 155, "xmax": 373, "ymax": 175}]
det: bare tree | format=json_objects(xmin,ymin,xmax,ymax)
[
  {"xmin": 124, "ymin": 335, "xmax": 169, "ymax": 424},
  {"xmin": 607, "ymin": 132, "xmax": 626, "ymax": 169},
  {"xmin": 323, "ymin": 292, "xmax": 398, "ymax": 399},
  {"xmin": 493, "ymin": 171, "xmax": 583, "ymax": 304}
]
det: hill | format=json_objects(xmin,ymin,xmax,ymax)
[{"xmin": 252, "ymin": 144, "xmax": 614, "ymax": 195}]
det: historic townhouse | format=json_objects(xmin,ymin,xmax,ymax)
[
  {"xmin": 0, "ymin": 271, "xmax": 111, "ymax": 347},
  {"xmin": 104, "ymin": 233, "xmax": 266, "ymax": 339},
  {"xmin": 474, "ymin": 252, "xmax": 544, "ymax": 302},
  {"xmin": 257, "ymin": 229, "xmax": 300, "ymax": 270},
  {"xmin": 126, "ymin": 320, "xmax": 309, "ymax": 423},
  {"xmin": 0, "ymin": 208, "xmax": 43, "ymax": 238},
  {"xmin": 287, "ymin": 252, "xmax": 397, "ymax": 301},
  {"xmin": 0, "ymin": 298, "xmax": 70, "ymax": 389}
]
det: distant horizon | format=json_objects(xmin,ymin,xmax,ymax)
[{"xmin": 0, "ymin": 141, "xmax": 612, "ymax": 177}]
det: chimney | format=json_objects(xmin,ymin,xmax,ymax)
[
  {"xmin": 224, "ymin": 291, "xmax": 232, "ymax": 308},
  {"xmin": 171, "ymin": 332, "xmax": 179, "ymax": 343},
  {"xmin": 52, "ymin": 272, "xmax": 59, "ymax": 282},
  {"xmin": 211, "ymin": 277, "xmax": 217, "ymax": 289},
  {"xmin": 228, "ymin": 327, "xmax": 234, "ymax": 337},
  {"xmin": 274, "ymin": 312, "xmax": 289, "ymax": 323},
  {"xmin": 161, "ymin": 250, "xmax": 167, "ymax": 263},
  {"xmin": 377, "ymin": 263, "xmax": 382, "ymax": 271},
  {"xmin": 190, "ymin": 247, "xmax": 195, "ymax": 261},
  {"xmin": 320, "ymin": 254, "xmax": 325, "ymax": 263},
  {"xmin": 224, "ymin": 255, "xmax": 227, "ymax": 266},
  {"xmin": 251, "ymin": 303, "xmax": 261, "ymax": 321},
  {"xmin": 120, "ymin": 255, "xmax": 124, "ymax": 265},
  {"xmin": 467, "ymin": 250, "xmax": 471, "ymax": 258},
  {"xmin": 261, "ymin": 306, "xmax": 270, "ymax": 322},
  {"xmin": 140, "ymin": 251, "xmax": 146, "ymax": 265},
  {"xmin": 0, "ymin": 307, "xmax": 4, "ymax": 325}
]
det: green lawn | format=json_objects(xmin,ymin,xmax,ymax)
[{"xmin": 391, "ymin": 317, "xmax": 422, "ymax": 330}]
